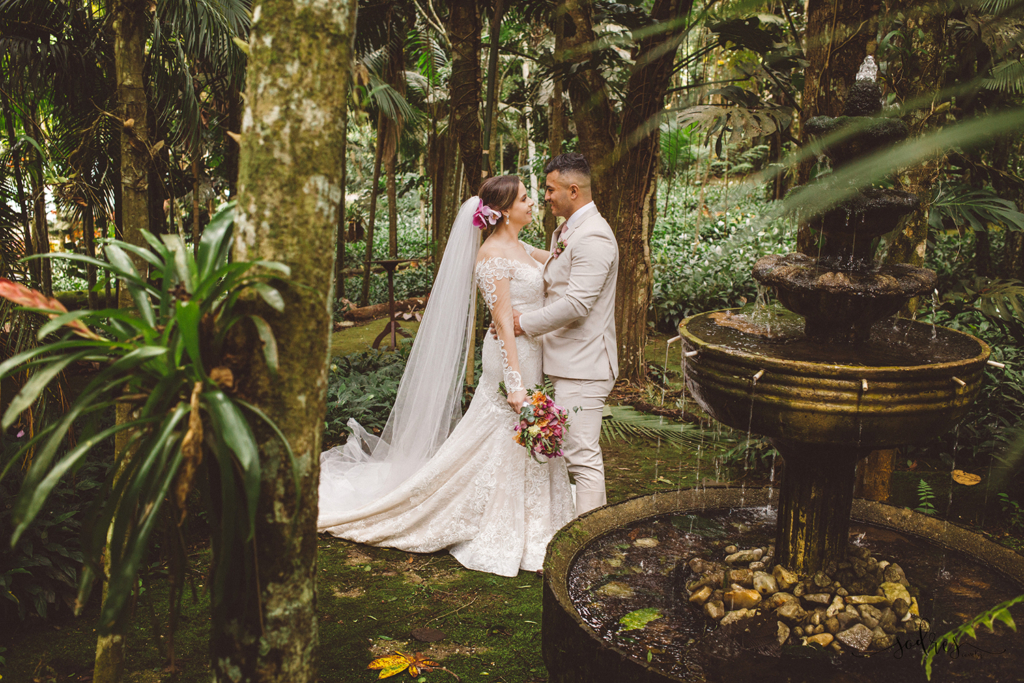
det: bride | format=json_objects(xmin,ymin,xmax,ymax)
[{"xmin": 318, "ymin": 175, "xmax": 575, "ymax": 576}]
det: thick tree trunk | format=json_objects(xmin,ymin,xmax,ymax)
[
  {"xmin": 561, "ymin": 0, "xmax": 691, "ymax": 383},
  {"xmin": 448, "ymin": 0, "xmax": 484, "ymax": 194},
  {"xmin": 559, "ymin": 0, "xmax": 616, "ymax": 188},
  {"xmin": 884, "ymin": 7, "xmax": 947, "ymax": 281},
  {"xmin": 215, "ymin": 0, "xmax": 357, "ymax": 680},
  {"xmin": 796, "ymin": 0, "xmax": 877, "ymax": 254},
  {"xmin": 543, "ymin": 26, "xmax": 565, "ymax": 244},
  {"xmin": 429, "ymin": 127, "xmax": 464, "ymax": 267},
  {"xmin": 95, "ymin": 1, "xmax": 150, "ymax": 680},
  {"xmin": 361, "ymin": 112, "xmax": 386, "ymax": 306}
]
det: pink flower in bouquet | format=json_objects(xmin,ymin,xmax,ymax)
[{"xmin": 509, "ymin": 385, "xmax": 570, "ymax": 462}]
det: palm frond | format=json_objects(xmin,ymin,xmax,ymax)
[
  {"xmin": 600, "ymin": 405, "xmax": 739, "ymax": 452},
  {"xmin": 982, "ymin": 58, "xmax": 1024, "ymax": 93},
  {"xmin": 929, "ymin": 184, "xmax": 1024, "ymax": 233}
]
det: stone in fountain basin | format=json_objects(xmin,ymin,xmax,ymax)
[{"xmin": 542, "ymin": 488, "xmax": 1024, "ymax": 683}]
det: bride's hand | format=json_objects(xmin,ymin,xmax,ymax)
[{"xmin": 508, "ymin": 389, "xmax": 527, "ymax": 413}]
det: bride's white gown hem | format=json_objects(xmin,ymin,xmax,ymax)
[{"xmin": 318, "ymin": 256, "xmax": 574, "ymax": 577}]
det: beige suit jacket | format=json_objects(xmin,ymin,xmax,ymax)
[{"xmin": 519, "ymin": 205, "xmax": 619, "ymax": 381}]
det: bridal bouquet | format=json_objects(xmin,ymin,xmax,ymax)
[{"xmin": 501, "ymin": 383, "xmax": 569, "ymax": 462}]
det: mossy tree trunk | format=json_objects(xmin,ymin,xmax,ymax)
[
  {"xmin": 883, "ymin": 7, "xmax": 949, "ymax": 284},
  {"xmin": 216, "ymin": 0, "xmax": 357, "ymax": 680},
  {"xmin": 796, "ymin": 0, "xmax": 877, "ymax": 255},
  {"xmin": 558, "ymin": 0, "xmax": 693, "ymax": 384},
  {"xmin": 94, "ymin": 2, "xmax": 150, "ymax": 681}
]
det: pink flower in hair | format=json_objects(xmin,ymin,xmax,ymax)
[{"xmin": 472, "ymin": 199, "xmax": 500, "ymax": 230}]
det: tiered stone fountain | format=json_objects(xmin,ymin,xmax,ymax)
[{"xmin": 542, "ymin": 59, "xmax": 1020, "ymax": 682}]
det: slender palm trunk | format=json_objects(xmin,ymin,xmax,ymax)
[
  {"xmin": 481, "ymin": 0, "xmax": 504, "ymax": 177},
  {"xmin": 1, "ymin": 91, "xmax": 37, "ymax": 284},
  {"xmin": 83, "ymin": 205, "xmax": 98, "ymax": 310},
  {"xmin": 360, "ymin": 113, "xmax": 386, "ymax": 306},
  {"xmin": 192, "ymin": 158, "xmax": 202, "ymax": 255},
  {"xmin": 27, "ymin": 106, "xmax": 52, "ymax": 296},
  {"xmin": 95, "ymin": 1, "xmax": 150, "ymax": 680},
  {"xmin": 386, "ymin": 126, "xmax": 399, "ymax": 258},
  {"xmin": 335, "ymin": 104, "xmax": 349, "ymax": 299}
]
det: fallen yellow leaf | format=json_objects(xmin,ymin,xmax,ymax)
[
  {"xmin": 952, "ymin": 469, "xmax": 982, "ymax": 486},
  {"xmin": 368, "ymin": 651, "xmax": 442, "ymax": 679}
]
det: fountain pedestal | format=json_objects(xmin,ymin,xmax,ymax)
[{"xmin": 772, "ymin": 440, "xmax": 864, "ymax": 574}]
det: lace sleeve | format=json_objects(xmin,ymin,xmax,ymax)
[
  {"xmin": 518, "ymin": 240, "xmax": 535, "ymax": 256},
  {"xmin": 475, "ymin": 258, "xmax": 524, "ymax": 394}
]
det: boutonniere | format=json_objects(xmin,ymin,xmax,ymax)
[{"xmin": 552, "ymin": 239, "xmax": 568, "ymax": 259}]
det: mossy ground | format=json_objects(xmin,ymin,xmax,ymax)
[{"xmin": 2, "ymin": 323, "xmax": 1020, "ymax": 683}]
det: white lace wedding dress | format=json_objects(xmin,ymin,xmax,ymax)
[{"xmin": 318, "ymin": 256, "xmax": 575, "ymax": 576}]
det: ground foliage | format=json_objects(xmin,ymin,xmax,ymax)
[{"xmin": 323, "ymin": 343, "xmax": 412, "ymax": 448}]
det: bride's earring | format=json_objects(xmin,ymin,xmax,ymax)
[{"xmin": 504, "ymin": 214, "xmax": 509, "ymax": 225}]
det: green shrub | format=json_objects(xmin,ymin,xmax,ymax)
[
  {"xmin": 0, "ymin": 435, "xmax": 109, "ymax": 622},
  {"xmin": 323, "ymin": 343, "xmax": 412, "ymax": 446},
  {"xmin": 650, "ymin": 185, "xmax": 794, "ymax": 331}
]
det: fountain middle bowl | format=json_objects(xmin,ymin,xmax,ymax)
[{"xmin": 677, "ymin": 311, "xmax": 990, "ymax": 449}]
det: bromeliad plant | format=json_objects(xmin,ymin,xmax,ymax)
[{"xmin": 0, "ymin": 202, "xmax": 293, "ymax": 634}]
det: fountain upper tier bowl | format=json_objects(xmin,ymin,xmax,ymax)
[
  {"xmin": 678, "ymin": 311, "xmax": 989, "ymax": 449},
  {"xmin": 752, "ymin": 254, "xmax": 938, "ymax": 343}
]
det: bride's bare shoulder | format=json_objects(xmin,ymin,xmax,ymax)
[{"xmin": 475, "ymin": 237, "xmax": 509, "ymax": 264}]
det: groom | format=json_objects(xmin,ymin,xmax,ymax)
[{"xmin": 514, "ymin": 153, "xmax": 619, "ymax": 515}]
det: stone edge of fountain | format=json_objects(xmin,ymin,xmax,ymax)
[
  {"xmin": 679, "ymin": 311, "xmax": 992, "ymax": 376},
  {"xmin": 541, "ymin": 488, "xmax": 1024, "ymax": 683}
]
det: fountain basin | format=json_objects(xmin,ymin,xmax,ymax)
[
  {"xmin": 678, "ymin": 312, "xmax": 989, "ymax": 448},
  {"xmin": 542, "ymin": 489, "xmax": 1024, "ymax": 683}
]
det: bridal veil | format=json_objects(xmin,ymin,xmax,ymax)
[{"xmin": 318, "ymin": 197, "xmax": 482, "ymax": 519}]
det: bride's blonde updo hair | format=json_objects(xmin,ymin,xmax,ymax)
[{"xmin": 478, "ymin": 175, "xmax": 521, "ymax": 218}]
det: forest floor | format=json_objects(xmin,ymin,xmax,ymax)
[{"xmin": 2, "ymin": 321, "xmax": 1021, "ymax": 683}]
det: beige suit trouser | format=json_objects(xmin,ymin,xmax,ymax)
[{"xmin": 550, "ymin": 373, "xmax": 615, "ymax": 516}]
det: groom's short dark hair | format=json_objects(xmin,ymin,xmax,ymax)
[{"xmin": 545, "ymin": 153, "xmax": 591, "ymax": 180}]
